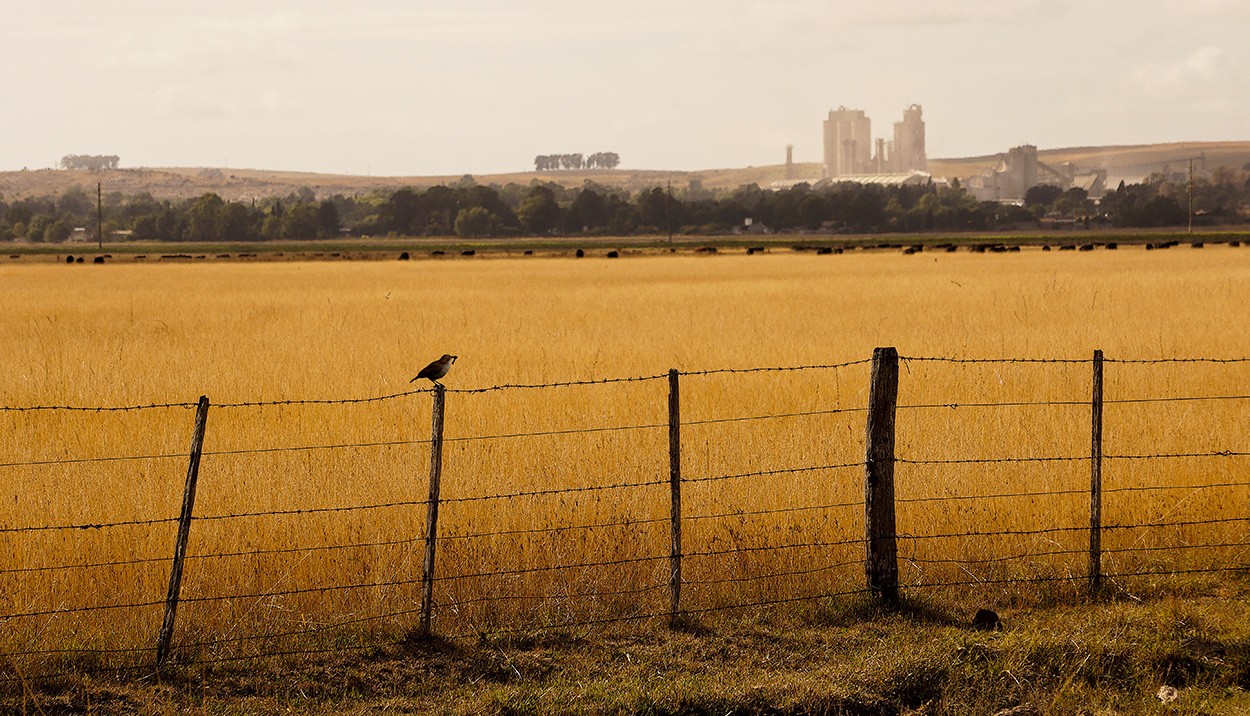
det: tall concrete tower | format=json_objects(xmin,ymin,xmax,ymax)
[
  {"xmin": 823, "ymin": 107, "xmax": 872, "ymax": 178},
  {"xmin": 892, "ymin": 104, "xmax": 927, "ymax": 172}
]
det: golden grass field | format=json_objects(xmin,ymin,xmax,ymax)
[{"xmin": 1, "ymin": 247, "xmax": 1247, "ymax": 668}]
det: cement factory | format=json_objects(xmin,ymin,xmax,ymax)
[{"xmin": 776, "ymin": 104, "xmax": 1107, "ymax": 202}]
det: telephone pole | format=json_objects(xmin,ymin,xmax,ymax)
[
  {"xmin": 97, "ymin": 182, "xmax": 104, "ymax": 250},
  {"xmin": 1187, "ymin": 160, "xmax": 1193, "ymax": 235}
]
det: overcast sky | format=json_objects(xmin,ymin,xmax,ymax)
[{"xmin": 2, "ymin": 1, "xmax": 1246, "ymax": 176}]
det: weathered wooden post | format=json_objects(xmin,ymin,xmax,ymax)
[
  {"xmin": 667, "ymin": 368, "xmax": 682, "ymax": 625},
  {"xmin": 1089, "ymin": 349, "xmax": 1104, "ymax": 596},
  {"xmin": 417, "ymin": 384, "xmax": 446, "ymax": 638},
  {"xmin": 865, "ymin": 348, "xmax": 899, "ymax": 606},
  {"xmin": 156, "ymin": 395, "xmax": 210, "ymax": 667}
]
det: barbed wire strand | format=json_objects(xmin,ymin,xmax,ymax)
[
  {"xmin": 0, "ymin": 401, "xmax": 196, "ymax": 413},
  {"xmin": 685, "ymin": 462, "xmax": 862, "ymax": 485}
]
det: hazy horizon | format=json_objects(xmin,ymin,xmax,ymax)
[{"xmin": 3, "ymin": 1, "xmax": 1247, "ymax": 176}]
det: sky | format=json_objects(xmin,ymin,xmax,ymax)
[{"xmin": 2, "ymin": 0, "xmax": 1247, "ymax": 176}]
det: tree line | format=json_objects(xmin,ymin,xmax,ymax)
[
  {"xmin": 2, "ymin": 169, "xmax": 1247, "ymax": 243},
  {"xmin": 534, "ymin": 152, "xmax": 620, "ymax": 171},
  {"xmin": 59, "ymin": 155, "xmax": 120, "ymax": 171}
]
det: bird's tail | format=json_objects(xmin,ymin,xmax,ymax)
[{"xmin": 408, "ymin": 376, "xmax": 418, "ymax": 383}]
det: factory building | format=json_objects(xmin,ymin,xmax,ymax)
[
  {"xmin": 822, "ymin": 104, "xmax": 927, "ymax": 178},
  {"xmin": 964, "ymin": 144, "xmax": 1108, "ymax": 202}
]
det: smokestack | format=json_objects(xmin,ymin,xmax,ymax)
[{"xmin": 785, "ymin": 144, "xmax": 794, "ymax": 179}]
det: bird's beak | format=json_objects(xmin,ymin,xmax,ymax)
[{"xmin": 450, "ymin": 355, "xmax": 458, "ymax": 363}]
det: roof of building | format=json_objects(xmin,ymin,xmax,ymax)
[{"xmin": 831, "ymin": 170, "xmax": 940, "ymax": 187}]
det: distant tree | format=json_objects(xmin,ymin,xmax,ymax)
[
  {"xmin": 26, "ymin": 214, "xmax": 53, "ymax": 242},
  {"xmin": 382, "ymin": 188, "xmax": 421, "ymax": 235},
  {"xmin": 464, "ymin": 185, "xmax": 517, "ymax": 228},
  {"xmin": 58, "ymin": 186, "xmax": 93, "ymax": 218},
  {"xmin": 517, "ymin": 186, "xmax": 561, "ymax": 234},
  {"xmin": 132, "ymin": 214, "xmax": 159, "ymax": 241},
  {"xmin": 281, "ymin": 203, "xmax": 320, "ymax": 240},
  {"xmin": 219, "ymin": 202, "xmax": 258, "ymax": 241},
  {"xmin": 318, "ymin": 200, "xmax": 341, "ymax": 237},
  {"xmin": 59, "ymin": 154, "xmax": 119, "ymax": 171},
  {"xmin": 567, "ymin": 188, "xmax": 608, "ymax": 231},
  {"xmin": 1024, "ymin": 184, "xmax": 1064, "ymax": 209},
  {"xmin": 6, "ymin": 202, "xmax": 32, "ymax": 228},
  {"xmin": 186, "ymin": 193, "xmax": 225, "ymax": 241},
  {"xmin": 45, "ymin": 217, "xmax": 73, "ymax": 243},
  {"xmin": 454, "ymin": 207, "xmax": 501, "ymax": 238}
]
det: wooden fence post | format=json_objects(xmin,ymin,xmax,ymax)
[
  {"xmin": 156, "ymin": 395, "xmax": 210, "ymax": 667},
  {"xmin": 1089, "ymin": 349, "xmax": 1104, "ymax": 596},
  {"xmin": 667, "ymin": 369, "xmax": 682, "ymax": 625},
  {"xmin": 865, "ymin": 348, "xmax": 899, "ymax": 606},
  {"xmin": 418, "ymin": 384, "xmax": 446, "ymax": 639}
]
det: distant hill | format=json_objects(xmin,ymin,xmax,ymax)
[{"xmin": 2, "ymin": 142, "xmax": 1247, "ymax": 201}]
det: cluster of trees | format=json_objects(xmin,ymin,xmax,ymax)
[
  {"xmin": 3, "ymin": 169, "xmax": 1247, "ymax": 243},
  {"xmin": 0, "ymin": 186, "xmax": 343, "ymax": 243},
  {"xmin": 533, "ymin": 152, "xmax": 620, "ymax": 171},
  {"xmin": 1023, "ymin": 165, "xmax": 1250, "ymax": 227},
  {"xmin": 59, "ymin": 154, "xmax": 120, "ymax": 171}
]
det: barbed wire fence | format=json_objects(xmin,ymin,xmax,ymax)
[{"xmin": 0, "ymin": 352, "xmax": 1247, "ymax": 683}]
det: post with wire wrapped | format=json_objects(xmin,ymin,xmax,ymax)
[
  {"xmin": 864, "ymin": 348, "xmax": 899, "ymax": 606},
  {"xmin": 156, "ymin": 395, "xmax": 210, "ymax": 667},
  {"xmin": 667, "ymin": 368, "xmax": 682, "ymax": 625},
  {"xmin": 1089, "ymin": 349, "xmax": 1104, "ymax": 596},
  {"xmin": 417, "ymin": 384, "xmax": 446, "ymax": 639}
]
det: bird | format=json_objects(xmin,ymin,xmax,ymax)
[{"xmin": 410, "ymin": 354, "xmax": 457, "ymax": 385}]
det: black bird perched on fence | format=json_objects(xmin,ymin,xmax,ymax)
[{"xmin": 410, "ymin": 354, "xmax": 457, "ymax": 385}]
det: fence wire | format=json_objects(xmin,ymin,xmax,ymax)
[{"xmin": 0, "ymin": 354, "xmax": 1246, "ymax": 681}]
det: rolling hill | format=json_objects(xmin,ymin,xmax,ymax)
[{"xmin": 2, "ymin": 141, "xmax": 1247, "ymax": 201}]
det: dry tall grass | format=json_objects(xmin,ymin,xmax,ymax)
[{"xmin": 1, "ymin": 248, "xmax": 1247, "ymax": 667}]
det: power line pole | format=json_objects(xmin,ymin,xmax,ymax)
[
  {"xmin": 666, "ymin": 180, "xmax": 673, "ymax": 244},
  {"xmin": 1187, "ymin": 159, "xmax": 1193, "ymax": 235},
  {"xmin": 97, "ymin": 182, "xmax": 104, "ymax": 250}
]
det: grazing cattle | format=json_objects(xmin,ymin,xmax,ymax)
[
  {"xmin": 399, "ymin": 252, "xmax": 410, "ymax": 260},
  {"xmin": 66, "ymin": 255, "xmax": 75, "ymax": 264},
  {"xmin": 575, "ymin": 249, "xmax": 585, "ymax": 257},
  {"xmin": 606, "ymin": 250, "xmax": 619, "ymax": 258},
  {"xmin": 93, "ymin": 256, "xmax": 104, "ymax": 264},
  {"xmin": 816, "ymin": 246, "xmax": 833, "ymax": 255},
  {"xmin": 461, "ymin": 249, "xmax": 476, "ymax": 256}
]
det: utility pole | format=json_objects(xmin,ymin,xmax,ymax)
[
  {"xmin": 97, "ymin": 182, "xmax": 104, "ymax": 250},
  {"xmin": 1187, "ymin": 159, "xmax": 1194, "ymax": 235},
  {"xmin": 666, "ymin": 180, "xmax": 673, "ymax": 244}
]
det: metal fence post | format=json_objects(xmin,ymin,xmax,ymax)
[
  {"xmin": 156, "ymin": 395, "xmax": 210, "ymax": 667},
  {"xmin": 865, "ymin": 348, "xmax": 899, "ymax": 606},
  {"xmin": 418, "ymin": 384, "xmax": 446, "ymax": 638}
]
